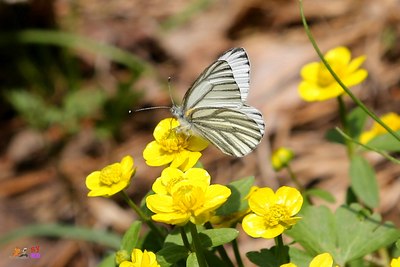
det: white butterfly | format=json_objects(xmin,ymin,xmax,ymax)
[{"xmin": 171, "ymin": 48, "xmax": 265, "ymax": 157}]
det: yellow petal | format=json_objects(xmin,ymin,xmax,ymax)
[
  {"xmin": 325, "ymin": 46, "xmax": 351, "ymax": 65},
  {"xmin": 85, "ymin": 171, "xmax": 101, "ymax": 190},
  {"xmin": 300, "ymin": 62, "xmax": 320, "ymax": 82},
  {"xmin": 343, "ymin": 69, "xmax": 368, "ymax": 87},
  {"xmin": 242, "ymin": 213, "xmax": 268, "ymax": 238},
  {"xmin": 248, "ymin": 187, "xmax": 276, "ymax": 216},
  {"xmin": 348, "ymin": 55, "xmax": 366, "ymax": 73},
  {"xmin": 275, "ymin": 186, "xmax": 303, "ymax": 216},
  {"xmin": 185, "ymin": 168, "xmax": 211, "ymax": 184},
  {"xmin": 152, "ymin": 212, "xmax": 190, "ymax": 225},
  {"xmin": 143, "ymin": 141, "xmax": 174, "ymax": 166},
  {"xmin": 186, "ymin": 135, "xmax": 209, "ymax": 151},
  {"xmin": 310, "ymin": 253, "xmax": 334, "ymax": 267},
  {"xmin": 153, "ymin": 118, "xmax": 179, "ymax": 142},
  {"xmin": 146, "ymin": 194, "xmax": 174, "ymax": 213},
  {"xmin": 199, "ymin": 184, "xmax": 231, "ymax": 213}
]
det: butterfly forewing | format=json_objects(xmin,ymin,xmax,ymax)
[{"xmin": 172, "ymin": 47, "xmax": 265, "ymax": 157}]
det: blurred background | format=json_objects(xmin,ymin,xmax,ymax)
[{"xmin": 0, "ymin": 0, "xmax": 400, "ymax": 266}]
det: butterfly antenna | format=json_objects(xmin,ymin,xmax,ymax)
[
  {"xmin": 168, "ymin": 76, "xmax": 176, "ymax": 106},
  {"xmin": 131, "ymin": 106, "xmax": 170, "ymax": 113}
]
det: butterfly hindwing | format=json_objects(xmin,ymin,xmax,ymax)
[{"xmin": 187, "ymin": 106, "xmax": 264, "ymax": 157}]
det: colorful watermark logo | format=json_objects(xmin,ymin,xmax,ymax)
[{"xmin": 10, "ymin": 245, "xmax": 40, "ymax": 259}]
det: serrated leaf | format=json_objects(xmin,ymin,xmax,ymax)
[
  {"xmin": 349, "ymin": 155, "xmax": 379, "ymax": 208},
  {"xmin": 198, "ymin": 228, "xmax": 238, "ymax": 248},
  {"xmin": 335, "ymin": 204, "xmax": 400, "ymax": 261},
  {"xmin": 286, "ymin": 204, "xmax": 400, "ymax": 266},
  {"xmin": 120, "ymin": 221, "xmax": 141, "ymax": 252},
  {"xmin": 304, "ymin": 188, "xmax": 335, "ymax": 203},
  {"xmin": 216, "ymin": 176, "xmax": 254, "ymax": 216}
]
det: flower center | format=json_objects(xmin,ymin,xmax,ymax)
[
  {"xmin": 173, "ymin": 185, "xmax": 204, "ymax": 212},
  {"xmin": 160, "ymin": 129, "xmax": 189, "ymax": 153},
  {"xmin": 99, "ymin": 163, "xmax": 121, "ymax": 185},
  {"xmin": 317, "ymin": 61, "xmax": 345, "ymax": 87},
  {"xmin": 264, "ymin": 204, "xmax": 290, "ymax": 227}
]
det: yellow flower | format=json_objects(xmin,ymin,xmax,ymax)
[
  {"xmin": 143, "ymin": 118, "xmax": 209, "ymax": 171},
  {"xmin": 119, "ymin": 249, "xmax": 160, "ymax": 267},
  {"xmin": 271, "ymin": 147, "xmax": 294, "ymax": 171},
  {"xmin": 392, "ymin": 257, "xmax": 400, "ymax": 267},
  {"xmin": 360, "ymin": 112, "xmax": 400, "ymax": 144},
  {"xmin": 152, "ymin": 167, "xmax": 210, "ymax": 195},
  {"xmin": 242, "ymin": 186, "xmax": 303, "ymax": 239},
  {"xmin": 299, "ymin": 46, "xmax": 368, "ymax": 102},
  {"xmin": 146, "ymin": 171, "xmax": 231, "ymax": 226},
  {"xmin": 280, "ymin": 253, "xmax": 337, "ymax": 267},
  {"xmin": 86, "ymin": 155, "xmax": 135, "ymax": 197}
]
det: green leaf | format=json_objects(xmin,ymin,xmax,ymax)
[
  {"xmin": 304, "ymin": 188, "xmax": 336, "ymax": 203},
  {"xmin": 335, "ymin": 204, "xmax": 400, "ymax": 261},
  {"xmin": 216, "ymin": 176, "xmax": 254, "ymax": 216},
  {"xmin": 325, "ymin": 107, "xmax": 367, "ymax": 144},
  {"xmin": 286, "ymin": 204, "xmax": 400, "ymax": 266},
  {"xmin": 186, "ymin": 252, "xmax": 199, "ymax": 267},
  {"xmin": 120, "ymin": 221, "xmax": 141, "ymax": 252},
  {"xmin": 97, "ymin": 253, "xmax": 116, "ymax": 267},
  {"xmin": 198, "ymin": 228, "xmax": 238, "ymax": 248},
  {"xmin": 287, "ymin": 247, "xmax": 313, "ymax": 267},
  {"xmin": 325, "ymin": 128, "xmax": 345, "ymax": 144},
  {"xmin": 246, "ymin": 246, "xmax": 289, "ymax": 267},
  {"xmin": 349, "ymin": 155, "xmax": 379, "ymax": 208},
  {"xmin": 348, "ymin": 106, "xmax": 368, "ymax": 139},
  {"xmin": 365, "ymin": 130, "xmax": 400, "ymax": 152},
  {"xmin": 0, "ymin": 223, "xmax": 121, "ymax": 249},
  {"xmin": 156, "ymin": 243, "xmax": 189, "ymax": 267}
]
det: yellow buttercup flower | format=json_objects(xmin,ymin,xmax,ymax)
[
  {"xmin": 242, "ymin": 186, "xmax": 303, "ymax": 239},
  {"xmin": 271, "ymin": 147, "xmax": 294, "ymax": 171},
  {"xmin": 360, "ymin": 112, "xmax": 400, "ymax": 144},
  {"xmin": 86, "ymin": 155, "xmax": 135, "ymax": 197},
  {"xmin": 299, "ymin": 46, "xmax": 368, "ymax": 102},
  {"xmin": 391, "ymin": 257, "xmax": 400, "ymax": 267},
  {"xmin": 143, "ymin": 118, "xmax": 209, "ymax": 171},
  {"xmin": 119, "ymin": 249, "xmax": 160, "ymax": 267},
  {"xmin": 152, "ymin": 167, "xmax": 210, "ymax": 195},
  {"xmin": 146, "ymin": 171, "xmax": 231, "ymax": 226},
  {"xmin": 280, "ymin": 253, "xmax": 338, "ymax": 267}
]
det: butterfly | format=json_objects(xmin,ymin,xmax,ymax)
[{"xmin": 171, "ymin": 48, "xmax": 265, "ymax": 157}]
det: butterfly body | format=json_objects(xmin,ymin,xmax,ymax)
[{"xmin": 171, "ymin": 48, "xmax": 265, "ymax": 157}]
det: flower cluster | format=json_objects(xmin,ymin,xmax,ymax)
[{"xmin": 146, "ymin": 167, "xmax": 231, "ymax": 225}]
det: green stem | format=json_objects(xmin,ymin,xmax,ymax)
[
  {"xmin": 286, "ymin": 164, "xmax": 304, "ymax": 192},
  {"xmin": 335, "ymin": 127, "xmax": 400, "ymax": 164},
  {"xmin": 232, "ymin": 238, "xmax": 244, "ymax": 267},
  {"xmin": 274, "ymin": 235, "xmax": 288, "ymax": 265},
  {"xmin": 337, "ymin": 95, "xmax": 354, "ymax": 157},
  {"xmin": 120, "ymin": 191, "xmax": 165, "ymax": 239},
  {"xmin": 189, "ymin": 222, "xmax": 208, "ymax": 267},
  {"xmin": 204, "ymin": 222, "xmax": 234, "ymax": 267},
  {"xmin": 299, "ymin": 0, "xmax": 400, "ymax": 145},
  {"xmin": 179, "ymin": 226, "xmax": 191, "ymax": 250}
]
